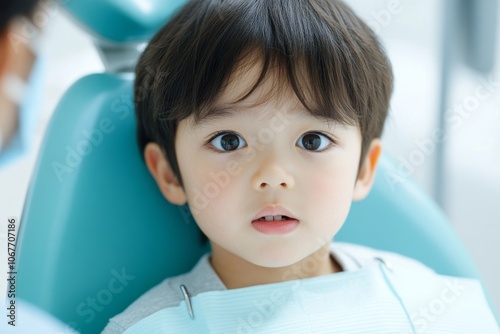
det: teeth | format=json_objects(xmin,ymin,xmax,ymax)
[{"xmin": 262, "ymin": 215, "xmax": 285, "ymax": 221}]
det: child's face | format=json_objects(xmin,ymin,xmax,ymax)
[{"xmin": 151, "ymin": 61, "xmax": 378, "ymax": 269}]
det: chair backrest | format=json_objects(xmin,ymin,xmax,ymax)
[
  {"xmin": 16, "ymin": 72, "xmax": 487, "ymax": 334},
  {"xmin": 17, "ymin": 73, "xmax": 209, "ymax": 333}
]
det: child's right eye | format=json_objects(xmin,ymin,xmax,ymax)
[{"xmin": 208, "ymin": 131, "xmax": 247, "ymax": 152}]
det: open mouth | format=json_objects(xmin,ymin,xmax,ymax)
[
  {"xmin": 254, "ymin": 215, "xmax": 297, "ymax": 222},
  {"xmin": 251, "ymin": 216, "xmax": 300, "ymax": 234}
]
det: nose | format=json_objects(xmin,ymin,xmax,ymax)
[{"xmin": 252, "ymin": 163, "xmax": 295, "ymax": 191}]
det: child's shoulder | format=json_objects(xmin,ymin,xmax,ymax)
[
  {"xmin": 333, "ymin": 243, "xmax": 499, "ymax": 332},
  {"xmin": 101, "ymin": 273, "xmax": 188, "ymax": 333},
  {"xmin": 101, "ymin": 253, "xmax": 224, "ymax": 334},
  {"xmin": 332, "ymin": 241, "xmax": 435, "ymax": 274}
]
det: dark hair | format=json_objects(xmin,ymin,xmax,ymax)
[
  {"xmin": 135, "ymin": 0, "xmax": 393, "ymax": 190},
  {"xmin": 0, "ymin": 0, "xmax": 38, "ymax": 32}
]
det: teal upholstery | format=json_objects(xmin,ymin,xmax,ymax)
[
  {"xmin": 63, "ymin": 0, "xmax": 188, "ymax": 43},
  {"xmin": 16, "ymin": 72, "xmax": 495, "ymax": 333},
  {"xmin": 17, "ymin": 74, "xmax": 209, "ymax": 333}
]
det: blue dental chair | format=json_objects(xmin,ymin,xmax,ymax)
[{"xmin": 14, "ymin": 1, "xmax": 497, "ymax": 333}]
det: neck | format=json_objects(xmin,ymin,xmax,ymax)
[{"xmin": 209, "ymin": 243, "xmax": 342, "ymax": 290}]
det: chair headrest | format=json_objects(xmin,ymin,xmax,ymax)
[{"xmin": 62, "ymin": 0, "xmax": 189, "ymax": 43}]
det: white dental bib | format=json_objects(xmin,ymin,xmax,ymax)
[{"xmin": 123, "ymin": 259, "xmax": 499, "ymax": 334}]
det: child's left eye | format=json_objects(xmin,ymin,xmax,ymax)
[
  {"xmin": 209, "ymin": 131, "xmax": 246, "ymax": 152},
  {"xmin": 297, "ymin": 132, "xmax": 334, "ymax": 152}
]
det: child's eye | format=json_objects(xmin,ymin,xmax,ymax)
[
  {"xmin": 297, "ymin": 132, "xmax": 334, "ymax": 152},
  {"xmin": 208, "ymin": 131, "xmax": 247, "ymax": 152}
]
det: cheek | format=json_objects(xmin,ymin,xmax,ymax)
[
  {"xmin": 309, "ymin": 159, "xmax": 357, "ymax": 198},
  {"xmin": 190, "ymin": 155, "xmax": 240, "ymax": 199},
  {"xmin": 183, "ymin": 157, "xmax": 243, "ymax": 225},
  {"xmin": 188, "ymin": 178, "xmax": 244, "ymax": 245},
  {"xmin": 306, "ymin": 160, "xmax": 358, "ymax": 225}
]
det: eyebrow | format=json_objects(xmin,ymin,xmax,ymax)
[
  {"xmin": 193, "ymin": 104, "xmax": 321, "ymax": 128},
  {"xmin": 193, "ymin": 105, "xmax": 245, "ymax": 128}
]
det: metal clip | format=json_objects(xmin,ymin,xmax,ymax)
[
  {"xmin": 180, "ymin": 284, "xmax": 195, "ymax": 320},
  {"xmin": 374, "ymin": 257, "xmax": 393, "ymax": 272}
]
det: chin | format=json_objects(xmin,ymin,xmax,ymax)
[{"xmin": 245, "ymin": 250, "xmax": 307, "ymax": 269}]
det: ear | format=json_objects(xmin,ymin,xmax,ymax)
[
  {"xmin": 144, "ymin": 142, "xmax": 187, "ymax": 205},
  {"xmin": 352, "ymin": 138, "xmax": 382, "ymax": 201}
]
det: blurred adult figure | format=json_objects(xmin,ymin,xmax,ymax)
[
  {"xmin": 1, "ymin": 1, "xmax": 79, "ymax": 333},
  {"xmin": 0, "ymin": 0, "xmax": 42, "ymax": 164}
]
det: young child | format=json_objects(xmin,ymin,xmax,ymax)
[{"xmin": 103, "ymin": 0, "xmax": 499, "ymax": 332}]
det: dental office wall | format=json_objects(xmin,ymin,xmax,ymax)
[{"xmin": 1, "ymin": 0, "xmax": 499, "ymax": 319}]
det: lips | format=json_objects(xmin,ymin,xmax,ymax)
[{"xmin": 250, "ymin": 205, "xmax": 299, "ymax": 235}]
